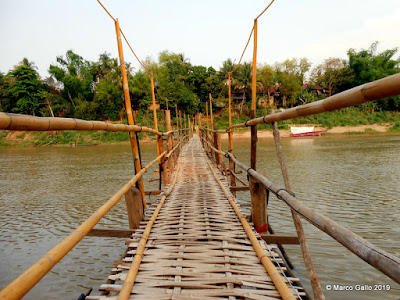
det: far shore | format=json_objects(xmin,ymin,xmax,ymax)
[
  {"xmin": 1, "ymin": 123, "xmax": 398, "ymax": 147},
  {"xmin": 220, "ymin": 123, "xmax": 394, "ymax": 140}
]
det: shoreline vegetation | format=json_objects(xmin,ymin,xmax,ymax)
[{"xmin": 1, "ymin": 111, "xmax": 399, "ymax": 147}]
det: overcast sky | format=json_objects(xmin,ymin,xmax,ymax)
[{"xmin": 1, "ymin": 0, "xmax": 399, "ymax": 78}]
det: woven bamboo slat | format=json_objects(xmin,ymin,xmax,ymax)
[{"xmin": 88, "ymin": 136, "xmax": 306, "ymax": 299}]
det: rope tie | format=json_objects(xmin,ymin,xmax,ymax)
[{"xmin": 275, "ymin": 188, "xmax": 296, "ymax": 198}]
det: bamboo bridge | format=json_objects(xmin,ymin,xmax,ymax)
[
  {"xmin": 1, "ymin": 1, "xmax": 400, "ymax": 299},
  {"xmin": 1, "ymin": 72, "xmax": 400, "ymax": 300}
]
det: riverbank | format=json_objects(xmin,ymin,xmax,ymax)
[
  {"xmin": 1, "ymin": 122, "xmax": 399, "ymax": 147},
  {"xmin": 222, "ymin": 123, "xmax": 399, "ymax": 140}
]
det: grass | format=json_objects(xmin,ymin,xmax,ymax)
[{"xmin": 213, "ymin": 107, "xmax": 400, "ymax": 130}]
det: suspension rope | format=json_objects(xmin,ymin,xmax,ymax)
[
  {"xmin": 120, "ymin": 28, "xmax": 150, "ymax": 74},
  {"xmin": 256, "ymin": 0, "xmax": 276, "ymax": 20},
  {"xmin": 96, "ymin": 0, "xmax": 116, "ymax": 21}
]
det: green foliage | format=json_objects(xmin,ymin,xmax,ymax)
[
  {"xmin": 1, "ymin": 42, "xmax": 399, "ymax": 130},
  {"xmin": 3, "ymin": 64, "xmax": 45, "ymax": 115},
  {"xmin": 347, "ymin": 42, "xmax": 400, "ymax": 110},
  {"xmin": 274, "ymin": 57, "xmax": 311, "ymax": 107}
]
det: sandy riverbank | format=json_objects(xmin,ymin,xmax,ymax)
[
  {"xmin": 220, "ymin": 123, "xmax": 393, "ymax": 140},
  {"xmin": 1, "ymin": 123, "xmax": 397, "ymax": 146}
]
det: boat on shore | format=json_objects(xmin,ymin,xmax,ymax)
[{"xmin": 290, "ymin": 126, "xmax": 328, "ymax": 137}]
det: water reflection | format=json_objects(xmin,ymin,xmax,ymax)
[{"xmin": 0, "ymin": 136, "xmax": 399, "ymax": 299}]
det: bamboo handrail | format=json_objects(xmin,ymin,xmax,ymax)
[
  {"xmin": 230, "ymin": 73, "xmax": 400, "ymax": 129},
  {"xmin": 202, "ymin": 128, "xmax": 227, "ymax": 134},
  {"xmin": 226, "ymin": 152, "xmax": 400, "ymax": 285},
  {"xmin": 0, "ymin": 151, "xmax": 167, "ymax": 300},
  {"xmin": 118, "ymin": 159, "xmax": 182, "ymax": 299},
  {"xmin": 205, "ymin": 157, "xmax": 296, "ymax": 300},
  {"xmin": 0, "ymin": 112, "xmax": 178, "ymax": 136},
  {"xmin": 165, "ymin": 135, "xmax": 189, "ymax": 159}
]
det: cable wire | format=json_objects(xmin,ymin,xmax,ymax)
[{"xmin": 96, "ymin": 0, "xmax": 116, "ymax": 21}]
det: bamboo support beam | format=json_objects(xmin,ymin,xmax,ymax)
[
  {"xmin": 226, "ymin": 152, "xmax": 400, "ymax": 285},
  {"xmin": 231, "ymin": 73, "xmax": 400, "ymax": 129},
  {"xmin": 0, "ymin": 152, "xmax": 167, "ymax": 300},
  {"xmin": 272, "ymin": 122, "xmax": 325, "ymax": 300}
]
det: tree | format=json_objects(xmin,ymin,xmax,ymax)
[
  {"xmin": 6, "ymin": 65, "xmax": 45, "ymax": 115},
  {"xmin": 347, "ymin": 42, "xmax": 400, "ymax": 110},
  {"xmin": 49, "ymin": 50, "xmax": 97, "ymax": 119},
  {"xmin": 310, "ymin": 58, "xmax": 353, "ymax": 96},
  {"xmin": 274, "ymin": 58, "xmax": 311, "ymax": 107}
]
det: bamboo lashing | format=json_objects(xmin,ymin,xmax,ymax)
[
  {"xmin": 231, "ymin": 73, "xmax": 400, "ymax": 129},
  {"xmin": 0, "ymin": 151, "xmax": 167, "ymax": 300},
  {"xmin": 226, "ymin": 152, "xmax": 400, "ymax": 284}
]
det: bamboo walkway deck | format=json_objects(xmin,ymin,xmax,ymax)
[{"xmin": 87, "ymin": 136, "xmax": 306, "ymax": 299}]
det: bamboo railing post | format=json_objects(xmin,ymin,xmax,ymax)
[
  {"xmin": 175, "ymin": 104, "xmax": 180, "ymax": 143},
  {"xmin": 150, "ymin": 73, "xmax": 167, "ymax": 188},
  {"xmin": 206, "ymin": 101, "xmax": 209, "ymax": 130},
  {"xmin": 248, "ymin": 18, "xmax": 267, "ymax": 233},
  {"xmin": 165, "ymin": 110, "xmax": 174, "ymax": 180},
  {"xmin": 125, "ymin": 187, "xmax": 144, "ymax": 229},
  {"xmin": 209, "ymin": 93, "xmax": 214, "ymax": 130},
  {"xmin": 272, "ymin": 121, "xmax": 325, "ymax": 300},
  {"xmin": 250, "ymin": 18, "xmax": 258, "ymax": 170},
  {"xmin": 114, "ymin": 18, "xmax": 146, "ymax": 207},
  {"xmin": 209, "ymin": 93, "xmax": 216, "ymax": 162},
  {"xmin": 179, "ymin": 110, "xmax": 183, "ymax": 152},
  {"xmin": 197, "ymin": 113, "xmax": 201, "ymax": 136},
  {"xmin": 213, "ymin": 130, "xmax": 220, "ymax": 165},
  {"xmin": 227, "ymin": 72, "xmax": 236, "ymax": 195}
]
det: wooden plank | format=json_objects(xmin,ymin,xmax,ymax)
[
  {"xmin": 249, "ymin": 177, "xmax": 268, "ymax": 233},
  {"xmin": 87, "ymin": 228, "xmax": 135, "ymax": 238},
  {"xmin": 260, "ymin": 234, "xmax": 300, "ymax": 245},
  {"xmin": 125, "ymin": 187, "xmax": 144, "ymax": 229},
  {"xmin": 230, "ymin": 186, "xmax": 249, "ymax": 192}
]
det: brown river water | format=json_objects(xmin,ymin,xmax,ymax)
[{"xmin": 0, "ymin": 135, "xmax": 399, "ymax": 299}]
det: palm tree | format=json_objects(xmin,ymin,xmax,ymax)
[{"xmin": 235, "ymin": 62, "xmax": 252, "ymax": 115}]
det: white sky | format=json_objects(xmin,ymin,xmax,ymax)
[{"xmin": 1, "ymin": 0, "xmax": 399, "ymax": 78}]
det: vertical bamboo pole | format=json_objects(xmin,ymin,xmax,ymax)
[
  {"xmin": 209, "ymin": 93, "xmax": 214, "ymax": 130},
  {"xmin": 114, "ymin": 18, "xmax": 146, "ymax": 207},
  {"xmin": 228, "ymin": 73, "xmax": 236, "ymax": 194},
  {"xmin": 206, "ymin": 101, "xmax": 209, "ymax": 129},
  {"xmin": 272, "ymin": 122, "xmax": 325, "ymax": 300},
  {"xmin": 150, "ymin": 73, "xmax": 159, "ymax": 132},
  {"xmin": 249, "ymin": 18, "xmax": 266, "ymax": 233},
  {"xmin": 209, "ymin": 93, "xmax": 214, "ymax": 160},
  {"xmin": 150, "ymin": 73, "xmax": 166, "ymax": 188},
  {"xmin": 197, "ymin": 113, "xmax": 201, "ymax": 135},
  {"xmin": 175, "ymin": 104, "xmax": 180, "ymax": 143},
  {"xmin": 250, "ymin": 18, "xmax": 258, "ymax": 170},
  {"xmin": 165, "ymin": 110, "xmax": 173, "ymax": 182},
  {"xmin": 179, "ymin": 110, "xmax": 183, "ymax": 149}
]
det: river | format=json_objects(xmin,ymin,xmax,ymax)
[{"xmin": 0, "ymin": 135, "xmax": 399, "ymax": 299}]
